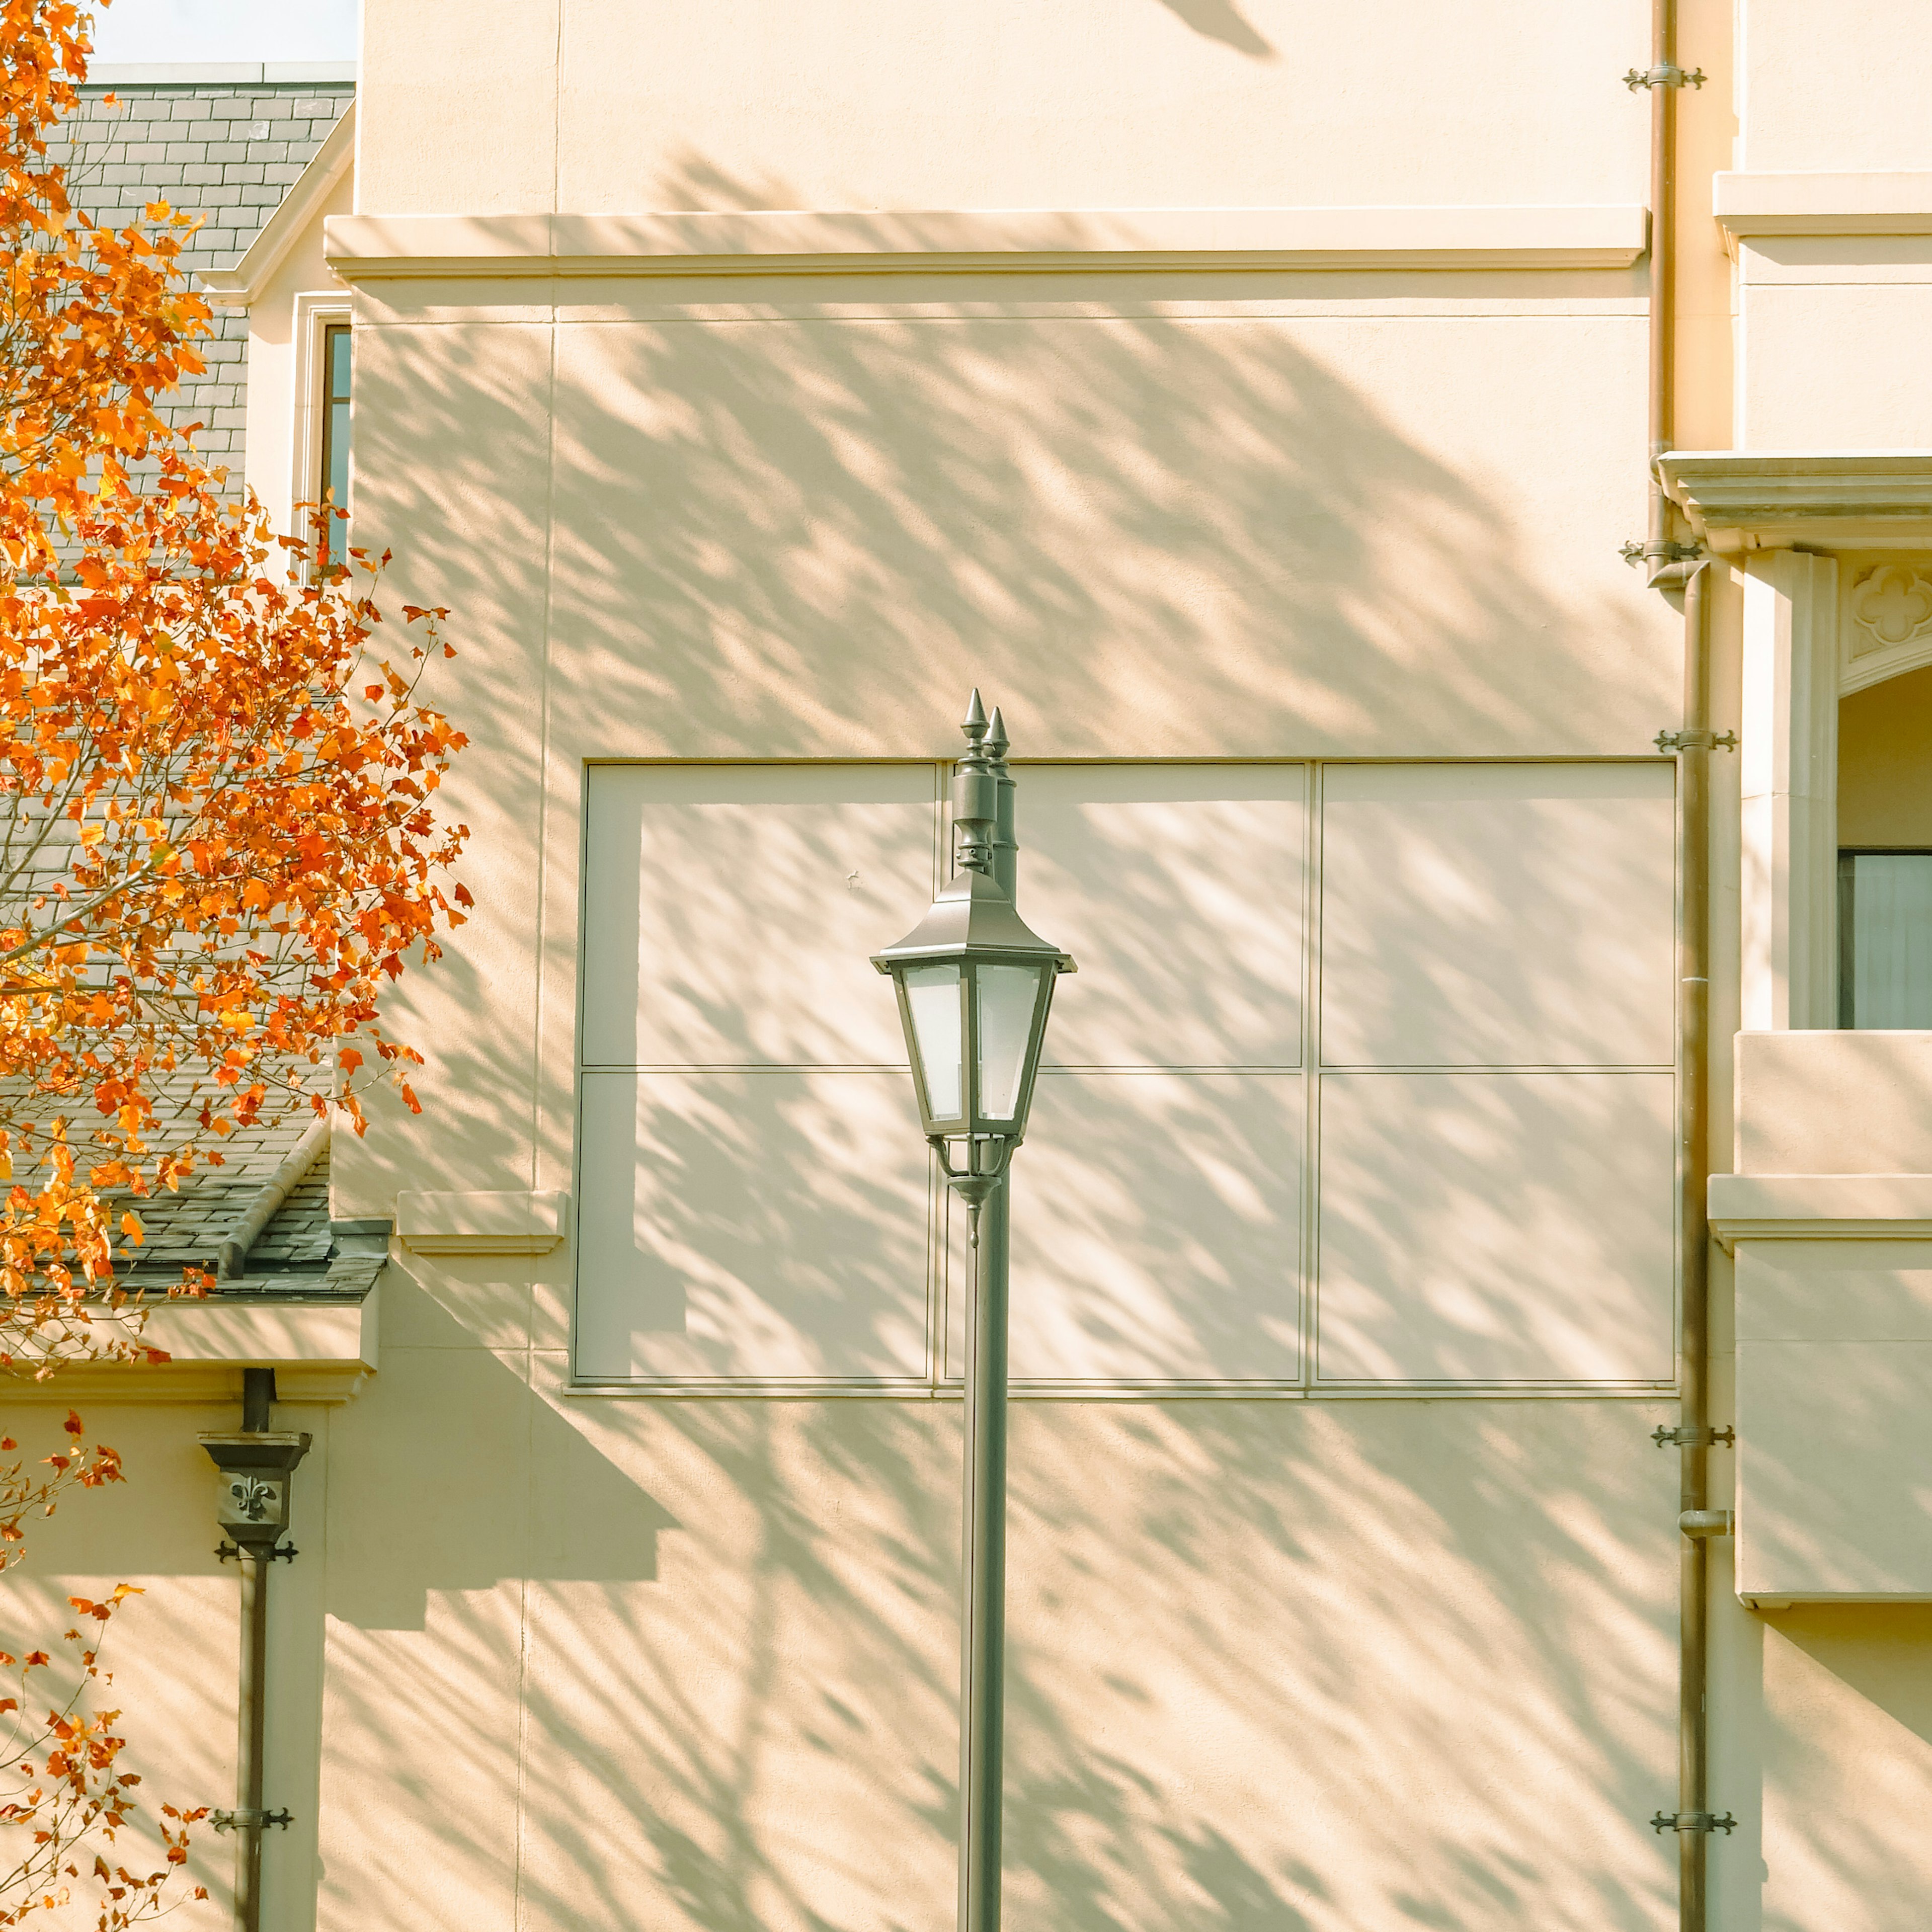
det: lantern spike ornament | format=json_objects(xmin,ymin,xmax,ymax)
[{"xmin": 873, "ymin": 692, "xmax": 1073, "ymax": 1932}]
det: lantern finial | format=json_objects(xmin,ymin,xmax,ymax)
[{"xmin": 955, "ymin": 688, "xmax": 997, "ymax": 877}]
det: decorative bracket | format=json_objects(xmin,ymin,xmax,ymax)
[
  {"xmin": 211, "ymin": 1808, "xmax": 293, "ymax": 1833},
  {"xmin": 1655, "ymin": 728, "xmax": 1737, "ymax": 754},
  {"xmin": 1624, "ymin": 65, "xmax": 1707, "ymax": 90},
  {"xmin": 1622, "ymin": 537, "xmax": 1704, "ymax": 569},
  {"xmin": 216, "ymin": 1541, "xmax": 298, "ymax": 1564},
  {"xmin": 1653, "ymin": 1424, "xmax": 1735, "ymax": 1448},
  {"xmin": 1651, "ymin": 1810, "xmax": 1737, "ymax": 1835}
]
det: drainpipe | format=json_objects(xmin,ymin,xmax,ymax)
[
  {"xmin": 1654, "ymin": 564, "xmax": 1739, "ymax": 1922},
  {"xmin": 1628, "ymin": 0, "xmax": 1705, "ymax": 594},
  {"xmin": 1625, "ymin": 4, "xmax": 1731, "ymax": 1920},
  {"xmin": 200, "ymin": 1371, "xmax": 311, "ymax": 1932}
]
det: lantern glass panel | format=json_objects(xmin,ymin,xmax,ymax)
[
  {"xmin": 977, "ymin": 962, "xmax": 1045, "ymax": 1121},
  {"xmin": 903, "ymin": 963, "xmax": 964, "ymax": 1121}
]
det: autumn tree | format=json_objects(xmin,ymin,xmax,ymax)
[{"xmin": 0, "ymin": 0, "xmax": 471, "ymax": 1921}]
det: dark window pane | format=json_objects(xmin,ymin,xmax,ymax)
[
  {"xmin": 318, "ymin": 324, "xmax": 352, "ymax": 567},
  {"xmin": 1840, "ymin": 850, "xmax": 1932, "ymax": 1027}
]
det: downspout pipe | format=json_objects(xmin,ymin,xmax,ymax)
[
  {"xmin": 1636, "ymin": 0, "xmax": 1704, "ymax": 594},
  {"xmin": 200, "ymin": 1372, "xmax": 310, "ymax": 1932},
  {"xmin": 1630, "ymin": 4, "xmax": 1727, "ymax": 1921},
  {"xmin": 1665, "ymin": 564, "xmax": 1731, "ymax": 1926}
]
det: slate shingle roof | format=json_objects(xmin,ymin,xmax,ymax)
[
  {"xmin": 120, "ymin": 1139, "xmax": 387, "ymax": 1302},
  {"xmin": 48, "ymin": 72, "xmax": 355, "ymax": 486}
]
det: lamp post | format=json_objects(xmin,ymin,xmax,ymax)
[{"xmin": 873, "ymin": 692, "xmax": 1074, "ymax": 1932}]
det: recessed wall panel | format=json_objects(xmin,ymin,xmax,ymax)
[
  {"xmin": 1316, "ymin": 1071, "xmax": 1675, "ymax": 1383},
  {"xmin": 1320, "ymin": 763, "xmax": 1674, "ymax": 1068},
  {"xmin": 949, "ymin": 1072, "xmax": 1301, "ymax": 1384},
  {"xmin": 1020, "ymin": 765, "xmax": 1304, "ymax": 1068},
  {"xmin": 581, "ymin": 764, "xmax": 938, "ymax": 1069},
  {"xmin": 575, "ymin": 1070, "xmax": 931, "ymax": 1382}
]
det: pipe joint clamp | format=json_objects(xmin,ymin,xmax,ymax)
[
  {"xmin": 1651, "ymin": 1810, "xmax": 1737, "ymax": 1835},
  {"xmin": 1679, "ymin": 1509, "xmax": 1735, "ymax": 1539},
  {"xmin": 1623, "ymin": 64, "xmax": 1707, "ymax": 90}
]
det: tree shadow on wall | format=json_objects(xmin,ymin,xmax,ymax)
[
  {"xmin": 326, "ymin": 153, "xmax": 1687, "ymax": 1930},
  {"xmin": 353, "ymin": 174, "xmax": 1667, "ymax": 777}
]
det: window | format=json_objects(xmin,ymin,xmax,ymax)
[
  {"xmin": 1838, "ymin": 850, "xmax": 1932, "ymax": 1027},
  {"xmin": 316, "ymin": 323, "xmax": 352, "ymax": 568}
]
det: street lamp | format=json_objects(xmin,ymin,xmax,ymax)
[{"xmin": 873, "ymin": 691, "xmax": 1073, "ymax": 1932}]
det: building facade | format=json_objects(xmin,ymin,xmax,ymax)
[{"xmin": 18, "ymin": 4, "xmax": 1932, "ymax": 1929}]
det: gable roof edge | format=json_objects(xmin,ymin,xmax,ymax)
[{"xmin": 199, "ymin": 99, "xmax": 355, "ymax": 308}]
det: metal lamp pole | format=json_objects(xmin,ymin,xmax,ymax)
[
  {"xmin": 959, "ymin": 705, "xmax": 1015, "ymax": 1932},
  {"xmin": 872, "ymin": 693, "xmax": 1072, "ymax": 1932}
]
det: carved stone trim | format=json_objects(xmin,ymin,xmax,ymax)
[
  {"xmin": 1839, "ymin": 556, "xmax": 1932, "ymax": 693},
  {"xmin": 1850, "ymin": 564, "xmax": 1932, "ymax": 651}
]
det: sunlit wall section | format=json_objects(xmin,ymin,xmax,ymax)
[
  {"xmin": 575, "ymin": 763, "xmax": 944, "ymax": 1385},
  {"xmin": 1315, "ymin": 762, "xmax": 1679, "ymax": 1385}
]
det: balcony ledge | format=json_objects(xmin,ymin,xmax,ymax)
[{"xmin": 1710, "ymin": 1174, "xmax": 1932, "ymax": 1253}]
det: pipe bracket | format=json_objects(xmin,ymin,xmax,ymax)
[
  {"xmin": 211, "ymin": 1808, "xmax": 292, "ymax": 1834},
  {"xmin": 1651, "ymin": 1811, "xmax": 1737, "ymax": 1835},
  {"xmin": 1655, "ymin": 728, "xmax": 1736, "ymax": 754},
  {"xmin": 1653, "ymin": 1424, "xmax": 1736, "ymax": 1447},
  {"xmin": 215, "ymin": 1541, "xmax": 298, "ymax": 1564},
  {"xmin": 1623, "ymin": 64, "xmax": 1707, "ymax": 89}
]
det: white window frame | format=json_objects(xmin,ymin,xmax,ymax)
[{"xmin": 290, "ymin": 292, "xmax": 353, "ymax": 551}]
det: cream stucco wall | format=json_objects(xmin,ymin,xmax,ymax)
[
  {"xmin": 358, "ymin": 0, "xmax": 1649, "ymax": 217},
  {"xmin": 24, "ymin": 4, "xmax": 1932, "ymax": 1930}
]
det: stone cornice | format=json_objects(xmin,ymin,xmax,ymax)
[
  {"xmin": 1714, "ymin": 171, "xmax": 1932, "ymax": 239},
  {"xmin": 324, "ymin": 205, "xmax": 1649, "ymax": 281},
  {"xmin": 1658, "ymin": 450, "xmax": 1932, "ymax": 553}
]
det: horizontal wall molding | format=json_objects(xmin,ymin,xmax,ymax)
[
  {"xmin": 397, "ymin": 1188, "xmax": 571, "ymax": 1256},
  {"xmin": 1716, "ymin": 171, "xmax": 1932, "ymax": 238},
  {"xmin": 324, "ymin": 205, "xmax": 1649, "ymax": 281},
  {"xmin": 1659, "ymin": 450, "xmax": 1932, "ymax": 553},
  {"xmin": 1710, "ymin": 1172, "xmax": 1932, "ymax": 1252}
]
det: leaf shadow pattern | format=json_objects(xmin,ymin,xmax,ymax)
[{"xmin": 315, "ymin": 151, "xmax": 1693, "ymax": 1931}]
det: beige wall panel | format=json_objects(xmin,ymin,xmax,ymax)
[
  {"xmin": 534, "ymin": 311, "xmax": 1672, "ymax": 762},
  {"xmin": 1320, "ymin": 762, "xmax": 1676, "ymax": 1068},
  {"xmin": 1737, "ymin": 1241, "xmax": 1932, "ymax": 1600},
  {"xmin": 1019, "ymin": 764, "xmax": 1303, "ymax": 1069},
  {"xmin": 334, "ymin": 321, "xmax": 556, "ymax": 1211},
  {"xmin": 581, "ymin": 763, "xmax": 938, "ymax": 1069},
  {"xmin": 513, "ymin": 1392, "xmax": 958, "ymax": 1932},
  {"xmin": 968, "ymin": 1072, "xmax": 1301, "ymax": 1384},
  {"xmin": 1761, "ymin": 1608, "xmax": 1932, "ymax": 1932},
  {"xmin": 1317, "ymin": 1072, "xmax": 1676, "ymax": 1382},
  {"xmin": 1740, "ymin": 285, "xmax": 1932, "ymax": 448},
  {"xmin": 318, "ymin": 1347, "xmax": 533, "ymax": 1931},
  {"xmin": 492, "ymin": 1394, "xmax": 1673, "ymax": 1932},
  {"xmin": 1741, "ymin": 0, "xmax": 1932, "ymax": 171},
  {"xmin": 359, "ymin": 0, "xmax": 558, "ymax": 213},
  {"xmin": 1839, "ymin": 663, "xmax": 1932, "ymax": 848},
  {"xmin": 1735, "ymin": 1030, "xmax": 1932, "ymax": 1175},
  {"xmin": 575, "ymin": 1070, "xmax": 931, "ymax": 1382},
  {"xmin": 355, "ymin": 0, "xmax": 1646, "ymax": 215}
]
